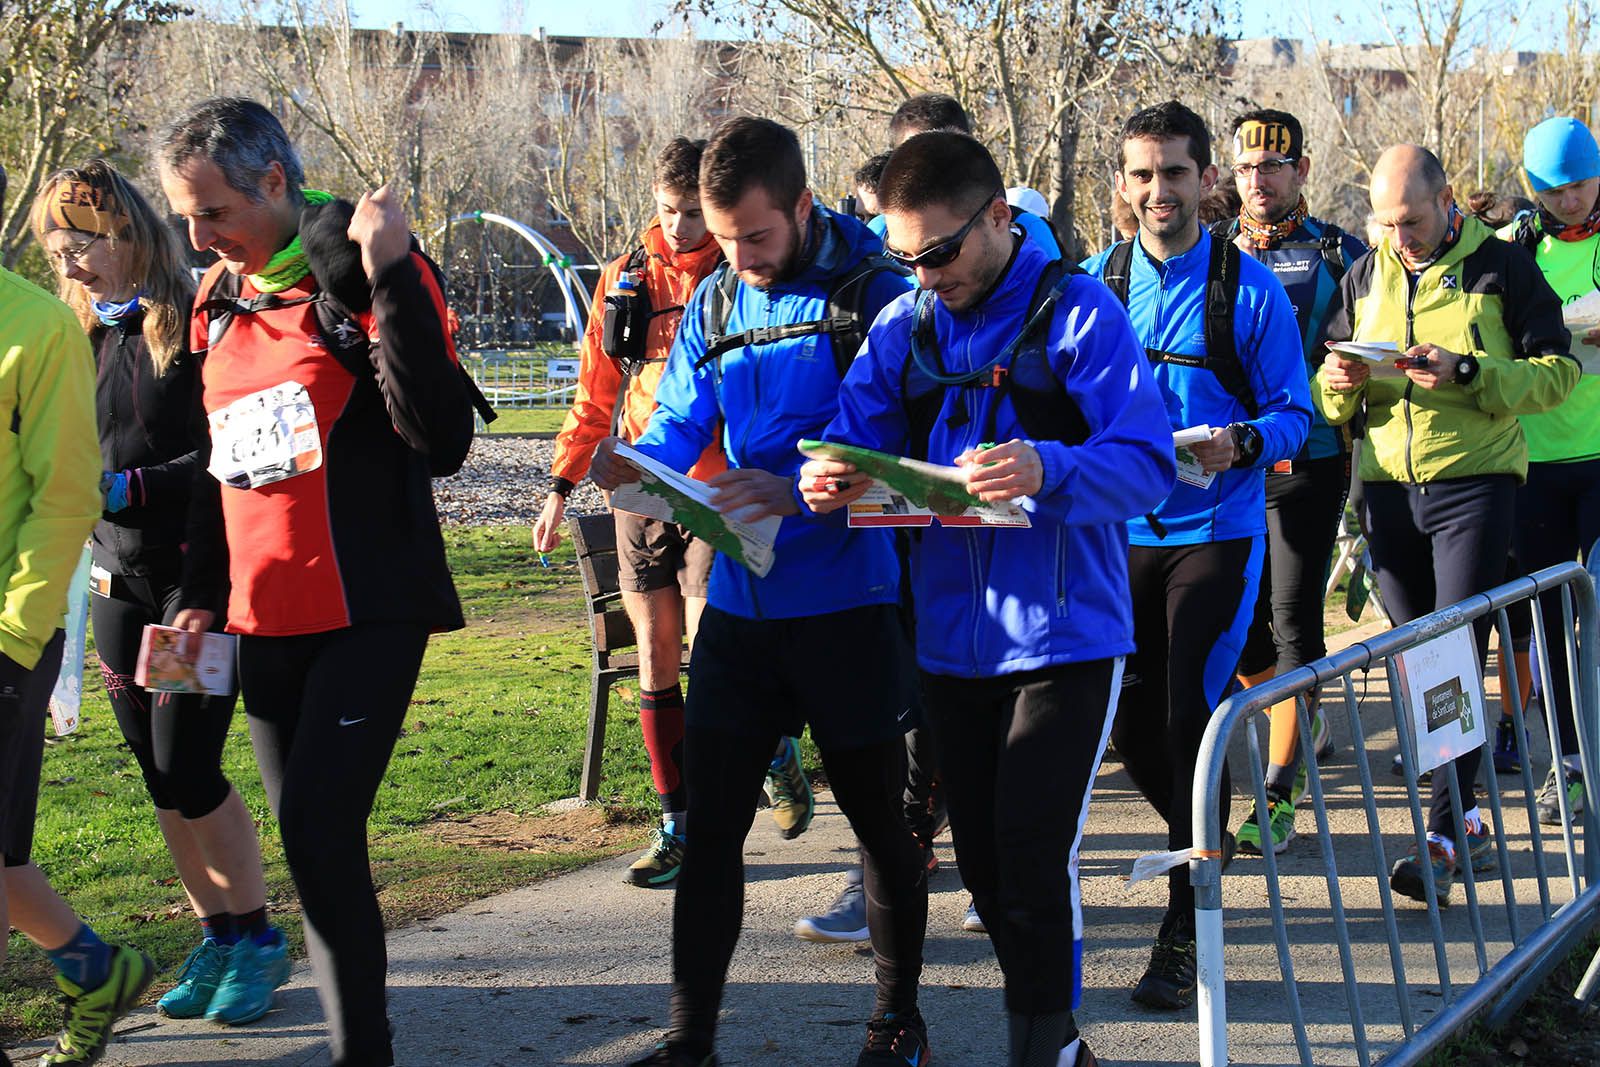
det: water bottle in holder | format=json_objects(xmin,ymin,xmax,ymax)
[{"xmin": 601, "ymin": 269, "xmax": 651, "ymax": 368}]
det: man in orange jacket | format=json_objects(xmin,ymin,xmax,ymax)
[{"xmin": 533, "ymin": 138, "xmax": 813, "ymax": 887}]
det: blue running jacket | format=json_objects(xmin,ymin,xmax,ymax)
[
  {"xmin": 633, "ymin": 205, "xmax": 913, "ymax": 620},
  {"xmin": 821, "ymin": 238, "xmax": 1177, "ymax": 677}
]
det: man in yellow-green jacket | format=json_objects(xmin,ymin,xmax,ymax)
[
  {"xmin": 0, "ymin": 162, "xmax": 154, "ymax": 1067},
  {"xmin": 1499, "ymin": 116, "xmax": 1600, "ymax": 829},
  {"xmin": 1318, "ymin": 144, "xmax": 1578, "ymax": 910}
]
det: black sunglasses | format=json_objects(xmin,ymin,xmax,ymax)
[{"xmin": 883, "ymin": 190, "xmax": 1004, "ymax": 270}]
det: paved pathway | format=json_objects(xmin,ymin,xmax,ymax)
[{"xmin": 19, "ymin": 619, "xmax": 1589, "ymax": 1066}]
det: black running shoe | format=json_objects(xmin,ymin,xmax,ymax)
[
  {"xmin": 627, "ymin": 1042, "xmax": 718, "ymax": 1066},
  {"xmin": 1131, "ymin": 935, "xmax": 1197, "ymax": 1010},
  {"xmin": 856, "ymin": 1009, "xmax": 931, "ymax": 1066}
]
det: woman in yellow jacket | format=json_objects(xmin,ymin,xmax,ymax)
[{"xmin": 1317, "ymin": 145, "xmax": 1578, "ymax": 907}]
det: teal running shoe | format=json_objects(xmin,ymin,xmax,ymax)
[
  {"xmin": 206, "ymin": 932, "xmax": 290, "ymax": 1025},
  {"xmin": 157, "ymin": 939, "xmax": 227, "ymax": 1018}
]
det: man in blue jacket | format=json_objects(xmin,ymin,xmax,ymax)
[
  {"xmin": 802, "ymin": 132, "xmax": 1176, "ymax": 1067},
  {"xmin": 1081, "ymin": 101, "xmax": 1311, "ymax": 1010},
  {"xmin": 590, "ymin": 117, "xmax": 927, "ymax": 1067}
]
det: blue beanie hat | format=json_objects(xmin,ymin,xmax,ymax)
[{"xmin": 1523, "ymin": 116, "xmax": 1600, "ymax": 192}]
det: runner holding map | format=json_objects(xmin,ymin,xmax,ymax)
[
  {"xmin": 800, "ymin": 132, "xmax": 1175, "ymax": 1067},
  {"xmin": 590, "ymin": 117, "xmax": 931, "ymax": 1067}
]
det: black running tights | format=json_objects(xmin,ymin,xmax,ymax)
[
  {"xmin": 668, "ymin": 727, "xmax": 927, "ymax": 1056},
  {"xmin": 237, "ymin": 622, "xmax": 429, "ymax": 1067}
]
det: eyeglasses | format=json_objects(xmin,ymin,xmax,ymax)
[
  {"xmin": 1231, "ymin": 158, "xmax": 1299, "ymax": 179},
  {"xmin": 49, "ymin": 234, "xmax": 104, "ymax": 267},
  {"xmin": 883, "ymin": 190, "xmax": 1003, "ymax": 270}
]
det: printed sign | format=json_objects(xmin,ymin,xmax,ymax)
[{"xmin": 1392, "ymin": 625, "xmax": 1486, "ymax": 773}]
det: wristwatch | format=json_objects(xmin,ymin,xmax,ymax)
[
  {"xmin": 1454, "ymin": 353, "xmax": 1480, "ymax": 385},
  {"xmin": 1228, "ymin": 422, "xmax": 1263, "ymax": 467}
]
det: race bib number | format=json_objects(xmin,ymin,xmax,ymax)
[{"xmin": 207, "ymin": 381, "xmax": 323, "ymax": 489}]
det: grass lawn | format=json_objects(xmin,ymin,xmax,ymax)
[
  {"xmin": 483, "ymin": 408, "xmax": 568, "ymax": 434},
  {"xmin": 0, "ymin": 526, "xmax": 659, "ymax": 1040}
]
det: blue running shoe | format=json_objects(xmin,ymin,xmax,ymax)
[
  {"xmin": 795, "ymin": 871, "xmax": 868, "ymax": 943},
  {"xmin": 1492, "ymin": 718, "xmax": 1528, "ymax": 774},
  {"xmin": 206, "ymin": 930, "xmax": 290, "ymax": 1025},
  {"xmin": 157, "ymin": 939, "xmax": 226, "ymax": 1018}
]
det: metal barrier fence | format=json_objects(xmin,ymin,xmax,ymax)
[
  {"xmin": 1191, "ymin": 561, "xmax": 1600, "ymax": 1066},
  {"xmin": 466, "ymin": 355, "xmax": 580, "ymax": 409}
]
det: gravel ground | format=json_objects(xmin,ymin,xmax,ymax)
[{"xmin": 432, "ymin": 436, "xmax": 609, "ymax": 527}]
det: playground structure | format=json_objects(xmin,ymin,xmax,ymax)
[{"xmin": 429, "ymin": 212, "xmax": 594, "ymax": 410}]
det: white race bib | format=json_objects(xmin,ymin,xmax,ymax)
[{"xmin": 207, "ymin": 381, "xmax": 323, "ymax": 489}]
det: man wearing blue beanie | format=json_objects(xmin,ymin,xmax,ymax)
[{"xmin": 1501, "ymin": 115, "xmax": 1600, "ymax": 831}]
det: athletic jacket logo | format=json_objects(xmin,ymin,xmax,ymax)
[{"xmin": 1440, "ymin": 274, "xmax": 1458, "ymax": 290}]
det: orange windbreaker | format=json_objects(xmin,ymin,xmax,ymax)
[{"xmin": 549, "ymin": 221, "xmax": 725, "ymax": 486}]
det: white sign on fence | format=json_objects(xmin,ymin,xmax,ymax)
[
  {"xmin": 547, "ymin": 358, "xmax": 580, "ymax": 379},
  {"xmin": 1392, "ymin": 625, "xmax": 1487, "ymax": 772}
]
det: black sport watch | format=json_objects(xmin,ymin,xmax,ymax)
[
  {"xmin": 1454, "ymin": 354, "xmax": 1480, "ymax": 386},
  {"xmin": 1228, "ymin": 422, "xmax": 1263, "ymax": 467}
]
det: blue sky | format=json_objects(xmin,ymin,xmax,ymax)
[{"xmin": 351, "ymin": 0, "xmax": 1574, "ymax": 47}]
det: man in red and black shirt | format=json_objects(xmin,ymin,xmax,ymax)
[{"xmin": 162, "ymin": 97, "xmax": 468, "ymax": 1067}]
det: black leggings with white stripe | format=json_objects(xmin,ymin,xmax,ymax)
[{"xmin": 922, "ymin": 658, "xmax": 1121, "ymax": 1029}]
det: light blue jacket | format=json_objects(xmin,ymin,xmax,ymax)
[{"xmin": 1082, "ymin": 228, "xmax": 1311, "ymax": 545}]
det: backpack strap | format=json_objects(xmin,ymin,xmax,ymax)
[
  {"xmin": 984, "ymin": 259, "xmax": 1092, "ymax": 448},
  {"xmin": 1317, "ymin": 223, "xmax": 1349, "ymax": 284},
  {"xmin": 1101, "ymin": 239, "xmax": 1135, "ymax": 306},
  {"xmin": 198, "ymin": 251, "xmax": 496, "ymax": 428},
  {"xmin": 825, "ymin": 254, "xmax": 909, "ymax": 377},
  {"xmin": 1200, "ymin": 234, "xmax": 1257, "ymax": 418},
  {"xmin": 694, "ymin": 255, "xmax": 909, "ymax": 379},
  {"xmin": 1114, "ymin": 235, "xmax": 1256, "ymax": 419},
  {"xmin": 903, "ymin": 259, "xmax": 1090, "ymax": 462},
  {"xmin": 1511, "ymin": 210, "xmax": 1542, "ymax": 252}
]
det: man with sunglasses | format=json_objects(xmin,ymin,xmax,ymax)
[
  {"xmin": 1212, "ymin": 109, "xmax": 1367, "ymax": 858},
  {"xmin": 590, "ymin": 117, "xmax": 929, "ymax": 1067},
  {"xmin": 801, "ymin": 132, "xmax": 1175, "ymax": 1067},
  {"xmin": 1082, "ymin": 100, "xmax": 1310, "ymax": 1010}
]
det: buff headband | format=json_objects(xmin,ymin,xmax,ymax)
[
  {"xmin": 1232, "ymin": 120, "xmax": 1302, "ymax": 162},
  {"xmin": 34, "ymin": 178, "xmax": 129, "ymax": 238}
]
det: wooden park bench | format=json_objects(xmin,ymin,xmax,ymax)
[{"xmin": 568, "ymin": 511, "xmax": 690, "ymax": 801}]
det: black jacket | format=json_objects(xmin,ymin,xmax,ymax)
[{"xmin": 93, "ymin": 298, "xmax": 207, "ymax": 579}]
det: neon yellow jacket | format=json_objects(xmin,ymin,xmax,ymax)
[
  {"xmin": 1315, "ymin": 215, "xmax": 1578, "ymax": 484},
  {"xmin": 0, "ymin": 267, "xmax": 100, "ymax": 669}
]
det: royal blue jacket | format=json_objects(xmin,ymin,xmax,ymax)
[
  {"xmin": 820, "ymin": 238, "xmax": 1176, "ymax": 677},
  {"xmin": 634, "ymin": 205, "xmax": 913, "ymax": 620},
  {"xmin": 1081, "ymin": 228, "xmax": 1311, "ymax": 546}
]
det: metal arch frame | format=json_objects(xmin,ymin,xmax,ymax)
[{"xmin": 428, "ymin": 211, "xmax": 593, "ymax": 337}]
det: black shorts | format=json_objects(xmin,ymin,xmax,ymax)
[
  {"xmin": 614, "ymin": 511, "xmax": 713, "ymax": 598},
  {"xmin": 686, "ymin": 603, "xmax": 913, "ymax": 750},
  {"xmin": 0, "ymin": 630, "xmax": 65, "ymax": 865}
]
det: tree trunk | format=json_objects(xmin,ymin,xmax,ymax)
[{"xmin": 1052, "ymin": 108, "xmax": 1083, "ymax": 261}]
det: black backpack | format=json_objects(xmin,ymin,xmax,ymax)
[
  {"xmin": 693, "ymin": 254, "xmax": 910, "ymax": 387},
  {"xmin": 1209, "ymin": 217, "xmax": 1350, "ymax": 286},
  {"xmin": 1101, "ymin": 235, "xmax": 1258, "ymax": 418},
  {"xmin": 901, "ymin": 258, "xmax": 1090, "ymax": 462},
  {"xmin": 196, "ymin": 249, "xmax": 495, "ymax": 477}
]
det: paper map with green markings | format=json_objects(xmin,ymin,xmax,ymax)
[
  {"xmin": 611, "ymin": 444, "xmax": 779, "ymax": 577},
  {"xmin": 797, "ymin": 439, "xmax": 1030, "ymax": 528}
]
